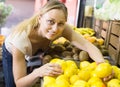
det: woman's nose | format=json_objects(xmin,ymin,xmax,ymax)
[{"xmin": 52, "ymin": 24, "xmax": 58, "ymax": 32}]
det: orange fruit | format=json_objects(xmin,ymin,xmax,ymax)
[{"xmin": 96, "ymin": 38, "xmax": 104, "ymax": 45}]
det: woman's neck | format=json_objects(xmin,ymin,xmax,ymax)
[{"xmin": 28, "ymin": 28, "xmax": 51, "ymax": 53}]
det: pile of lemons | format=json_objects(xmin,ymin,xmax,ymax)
[{"xmin": 43, "ymin": 58, "xmax": 120, "ymax": 87}]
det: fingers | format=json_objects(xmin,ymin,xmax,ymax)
[
  {"xmin": 102, "ymin": 71, "xmax": 114, "ymax": 82},
  {"xmin": 43, "ymin": 63, "xmax": 63, "ymax": 76}
]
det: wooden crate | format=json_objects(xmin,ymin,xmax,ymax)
[
  {"xmin": 94, "ymin": 19, "xmax": 120, "ymax": 65},
  {"xmin": 109, "ymin": 21, "xmax": 120, "ymax": 65},
  {"xmin": 94, "ymin": 19, "xmax": 110, "ymax": 46}
]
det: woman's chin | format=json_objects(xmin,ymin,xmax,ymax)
[{"xmin": 46, "ymin": 35, "xmax": 55, "ymax": 40}]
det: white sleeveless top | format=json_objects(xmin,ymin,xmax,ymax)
[{"xmin": 5, "ymin": 30, "xmax": 32, "ymax": 60}]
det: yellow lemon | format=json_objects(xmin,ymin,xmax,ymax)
[
  {"xmin": 43, "ymin": 76, "xmax": 56, "ymax": 87},
  {"xmin": 66, "ymin": 60, "xmax": 78, "ymax": 69},
  {"xmin": 94, "ymin": 63, "xmax": 112, "ymax": 78},
  {"xmin": 112, "ymin": 65, "xmax": 120, "ymax": 78},
  {"xmin": 50, "ymin": 58, "xmax": 67, "ymax": 71},
  {"xmin": 55, "ymin": 59, "xmax": 67, "ymax": 71},
  {"xmin": 72, "ymin": 80, "xmax": 89, "ymax": 87},
  {"xmin": 56, "ymin": 76, "xmax": 70, "ymax": 87},
  {"xmin": 85, "ymin": 62, "xmax": 97, "ymax": 71},
  {"xmin": 56, "ymin": 74, "xmax": 68, "ymax": 81},
  {"xmin": 91, "ymin": 70, "xmax": 98, "ymax": 77},
  {"xmin": 50, "ymin": 58, "xmax": 61, "ymax": 63},
  {"xmin": 64, "ymin": 67, "xmax": 78, "ymax": 78},
  {"xmin": 78, "ymin": 69, "xmax": 91, "ymax": 81},
  {"xmin": 79, "ymin": 61, "xmax": 90, "ymax": 69},
  {"xmin": 88, "ymin": 77, "xmax": 102, "ymax": 86},
  {"xmin": 91, "ymin": 81, "xmax": 106, "ymax": 87},
  {"xmin": 70, "ymin": 75, "xmax": 80, "ymax": 84},
  {"xmin": 107, "ymin": 79, "xmax": 120, "ymax": 87},
  {"xmin": 117, "ymin": 73, "xmax": 120, "ymax": 80}
]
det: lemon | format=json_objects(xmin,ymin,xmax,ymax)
[
  {"xmin": 79, "ymin": 61, "xmax": 90, "ymax": 69},
  {"xmin": 64, "ymin": 67, "xmax": 78, "ymax": 78},
  {"xmin": 107, "ymin": 79, "xmax": 120, "ymax": 87},
  {"xmin": 55, "ymin": 59, "xmax": 67, "ymax": 71},
  {"xmin": 50, "ymin": 58, "xmax": 61, "ymax": 63},
  {"xmin": 85, "ymin": 62, "xmax": 97, "ymax": 71},
  {"xmin": 91, "ymin": 81, "xmax": 106, "ymax": 87},
  {"xmin": 66, "ymin": 60, "xmax": 78, "ymax": 69},
  {"xmin": 56, "ymin": 74, "xmax": 68, "ymax": 81},
  {"xmin": 117, "ymin": 73, "xmax": 120, "ymax": 80},
  {"xmin": 91, "ymin": 70, "xmax": 99, "ymax": 77},
  {"xmin": 94, "ymin": 63, "xmax": 112, "ymax": 78},
  {"xmin": 70, "ymin": 75, "xmax": 80, "ymax": 84},
  {"xmin": 88, "ymin": 77, "xmax": 102, "ymax": 86},
  {"xmin": 112, "ymin": 65, "xmax": 120, "ymax": 78},
  {"xmin": 50, "ymin": 58, "xmax": 67, "ymax": 71},
  {"xmin": 78, "ymin": 69, "xmax": 91, "ymax": 81},
  {"xmin": 56, "ymin": 76, "xmax": 70, "ymax": 87},
  {"xmin": 43, "ymin": 76, "xmax": 56, "ymax": 87},
  {"xmin": 72, "ymin": 80, "xmax": 89, "ymax": 87}
]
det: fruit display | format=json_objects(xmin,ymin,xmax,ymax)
[
  {"xmin": 74, "ymin": 27, "xmax": 95, "ymax": 36},
  {"xmin": 40, "ymin": 27, "xmax": 118, "ymax": 87},
  {"xmin": 43, "ymin": 59, "xmax": 120, "ymax": 87},
  {"xmin": 42, "ymin": 36, "xmax": 109, "ymax": 64}
]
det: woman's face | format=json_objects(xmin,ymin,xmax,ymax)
[{"xmin": 39, "ymin": 9, "xmax": 66, "ymax": 40}]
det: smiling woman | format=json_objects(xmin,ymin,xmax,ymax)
[{"xmin": 2, "ymin": 0, "xmax": 112, "ymax": 87}]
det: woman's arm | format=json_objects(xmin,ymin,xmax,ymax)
[
  {"xmin": 62, "ymin": 24, "xmax": 105, "ymax": 63},
  {"xmin": 12, "ymin": 45, "xmax": 39, "ymax": 87},
  {"xmin": 12, "ymin": 45, "xmax": 63, "ymax": 87}
]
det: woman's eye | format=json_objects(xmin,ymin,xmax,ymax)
[
  {"xmin": 47, "ymin": 20, "xmax": 55, "ymax": 25},
  {"xmin": 58, "ymin": 23, "xmax": 64, "ymax": 26}
]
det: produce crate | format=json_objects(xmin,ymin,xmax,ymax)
[
  {"xmin": 108, "ymin": 21, "xmax": 120, "ymax": 66},
  {"xmin": 94, "ymin": 19, "xmax": 120, "ymax": 66},
  {"xmin": 93, "ymin": 19, "xmax": 110, "ymax": 47}
]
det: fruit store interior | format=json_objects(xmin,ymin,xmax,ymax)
[{"xmin": 0, "ymin": 0, "xmax": 120, "ymax": 87}]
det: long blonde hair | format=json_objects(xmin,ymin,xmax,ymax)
[{"xmin": 11, "ymin": 0, "xmax": 68, "ymax": 37}]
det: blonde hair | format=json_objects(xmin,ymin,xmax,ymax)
[{"xmin": 11, "ymin": 0, "xmax": 68, "ymax": 37}]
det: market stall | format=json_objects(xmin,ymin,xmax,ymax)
[{"xmin": 94, "ymin": 0, "xmax": 120, "ymax": 66}]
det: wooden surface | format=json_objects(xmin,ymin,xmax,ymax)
[{"xmin": 94, "ymin": 19, "xmax": 120, "ymax": 66}]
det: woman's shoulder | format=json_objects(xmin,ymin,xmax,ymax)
[{"xmin": 5, "ymin": 30, "xmax": 32, "ymax": 55}]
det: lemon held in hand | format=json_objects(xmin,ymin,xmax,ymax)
[{"xmin": 94, "ymin": 62, "xmax": 112, "ymax": 78}]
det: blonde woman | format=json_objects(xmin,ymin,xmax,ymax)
[{"xmin": 2, "ymin": 0, "xmax": 113, "ymax": 87}]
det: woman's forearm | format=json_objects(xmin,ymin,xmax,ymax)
[
  {"xmin": 15, "ymin": 70, "xmax": 40, "ymax": 87},
  {"xmin": 86, "ymin": 42, "xmax": 105, "ymax": 63}
]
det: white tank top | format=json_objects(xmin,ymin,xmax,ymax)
[{"xmin": 5, "ymin": 30, "xmax": 32, "ymax": 60}]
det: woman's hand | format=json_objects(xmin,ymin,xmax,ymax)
[
  {"xmin": 102, "ymin": 71, "xmax": 114, "ymax": 82},
  {"xmin": 96, "ymin": 62, "xmax": 115, "ymax": 82},
  {"xmin": 34, "ymin": 63, "xmax": 63, "ymax": 77}
]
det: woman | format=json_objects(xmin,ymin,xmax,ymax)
[{"xmin": 2, "ymin": 0, "xmax": 112, "ymax": 87}]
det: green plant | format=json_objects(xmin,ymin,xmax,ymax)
[{"xmin": 0, "ymin": 2, "xmax": 13, "ymax": 27}]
